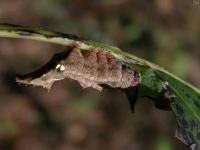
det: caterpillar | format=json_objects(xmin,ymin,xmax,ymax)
[
  {"xmin": 16, "ymin": 46, "xmax": 141, "ymax": 111},
  {"xmin": 17, "ymin": 46, "xmax": 141, "ymax": 90}
]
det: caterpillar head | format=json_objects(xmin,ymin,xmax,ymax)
[{"xmin": 16, "ymin": 48, "xmax": 72, "ymax": 91}]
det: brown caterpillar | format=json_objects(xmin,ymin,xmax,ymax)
[
  {"xmin": 17, "ymin": 47, "xmax": 141, "ymax": 91},
  {"xmin": 16, "ymin": 47, "xmax": 141, "ymax": 111},
  {"xmin": 61, "ymin": 47, "xmax": 140, "ymax": 90}
]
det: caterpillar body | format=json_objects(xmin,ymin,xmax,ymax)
[
  {"xmin": 60, "ymin": 47, "xmax": 140, "ymax": 91},
  {"xmin": 16, "ymin": 47, "xmax": 141, "ymax": 92},
  {"xmin": 16, "ymin": 46, "xmax": 141, "ymax": 112}
]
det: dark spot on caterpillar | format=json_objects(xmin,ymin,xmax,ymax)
[
  {"xmin": 189, "ymin": 120, "xmax": 196, "ymax": 130},
  {"xmin": 174, "ymin": 103, "xmax": 185, "ymax": 115},
  {"xmin": 194, "ymin": 101, "xmax": 200, "ymax": 109}
]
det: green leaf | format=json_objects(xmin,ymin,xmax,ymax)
[{"xmin": 155, "ymin": 69, "xmax": 200, "ymax": 149}]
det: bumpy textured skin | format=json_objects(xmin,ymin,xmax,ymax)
[
  {"xmin": 16, "ymin": 47, "xmax": 141, "ymax": 92},
  {"xmin": 60, "ymin": 48, "xmax": 140, "ymax": 91}
]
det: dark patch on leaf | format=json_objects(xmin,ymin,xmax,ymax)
[
  {"xmin": 196, "ymin": 131, "xmax": 200, "ymax": 140},
  {"xmin": 181, "ymin": 118, "xmax": 189, "ymax": 129},
  {"xmin": 174, "ymin": 103, "xmax": 185, "ymax": 116},
  {"xmin": 16, "ymin": 30, "xmax": 34, "ymax": 36},
  {"xmin": 193, "ymin": 101, "xmax": 200, "ymax": 109},
  {"xmin": 55, "ymin": 32, "xmax": 84, "ymax": 41},
  {"xmin": 1, "ymin": 23, "xmax": 83, "ymax": 40},
  {"xmin": 189, "ymin": 120, "xmax": 196, "ymax": 130},
  {"xmin": 185, "ymin": 93, "xmax": 190, "ymax": 99},
  {"xmin": 177, "ymin": 117, "xmax": 188, "ymax": 129},
  {"xmin": 176, "ymin": 127, "xmax": 193, "ymax": 145},
  {"xmin": 1, "ymin": 23, "xmax": 21, "ymax": 27},
  {"xmin": 188, "ymin": 131, "xmax": 195, "ymax": 143},
  {"xmin": 180, "ymin": 128, "xmax": 192, "ymax": 145},
  {"xmin": 176, "ymin": 117, "xmax": 183, "ymax": 127}
]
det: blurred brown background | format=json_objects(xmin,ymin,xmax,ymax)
[{"xmin": 0, "ymin": 0, "xmax": 199, "ymax": 150}]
